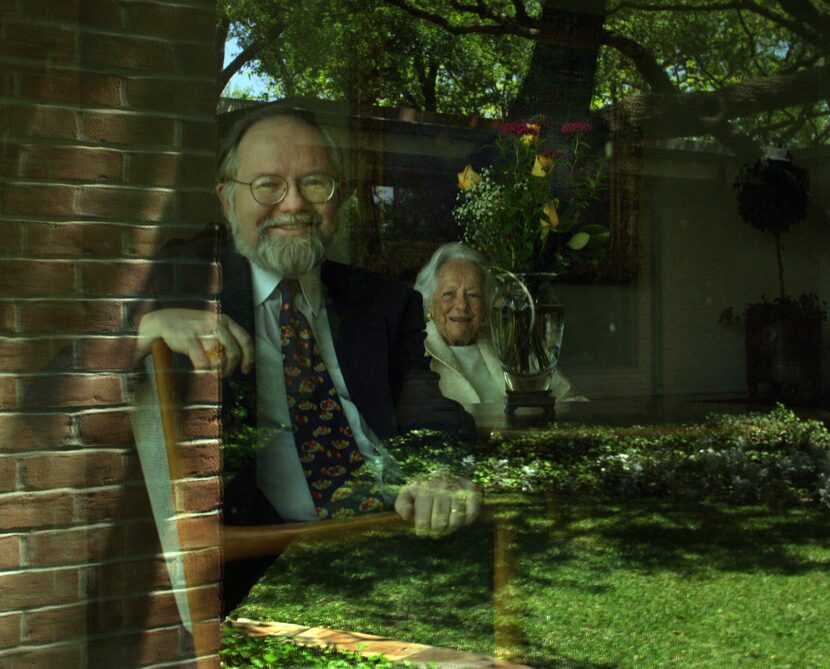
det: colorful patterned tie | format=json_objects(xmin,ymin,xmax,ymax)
[{"xmin": 278, "ymin": 279, "xmax": 387, "ymax": 519}]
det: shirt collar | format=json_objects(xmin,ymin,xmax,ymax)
[{"xmin": 249, "ymin": 261, "xmax": 323, "ymax": 316}]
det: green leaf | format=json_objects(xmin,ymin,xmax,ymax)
[{"xmin": 568, "ymin": 231, "xmax": 590, "ymax": 250}]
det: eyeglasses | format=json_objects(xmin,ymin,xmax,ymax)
[{"xmin": 230, "ymin": 174, "xmax": 337, "ymax": 205}]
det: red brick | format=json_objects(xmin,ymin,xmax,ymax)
[
  {"xmin": 177, "ymin": 190, "xmax": 222, "ymax": 228},
  {"xmin": 0, "ymin": 613, "xmax": 22, "ymax": 651},
  {"xmin": 167, "ymin": 513, "xmax": 220, "ymax": 551},
  {"xmin": 76, "ymin": 186, "xmax": 174, "ymax": 221},
  {"xmin": 78, "ymin": 337, "xmax": 136, "ymax": 370},
  {"xmin": 27, "ymin": 525, "xmax": 123, "ymax": 567},
  {"xmin": 20, "ymin": 0, "xmax": 80, "ymax": 21},
  {"xmin": 23, "ymin": 450, "xmax": 124, "ymax": 490},
  {"xmin": 19, "ymin": 70, "xmax": 124, "ymax": 107},
  {"xmin": 0, "ymin": 65, "xmax": 13, "ymax": 99},
  {"xmin": 126, "ymin": 585, "xmax": 220, "ymax": 627},
  {"xmin": 77, "ymin": 485, "xmax": 152, "ymax": 524},
  {"xmin": 79, "ymin": 260, "xmax": 162, "ymax": 296},
  {"xmin": 181, "ymin": 119, "xmax": 217, "ymax": 152},
  {"xmin": 85, "ymin": 554, "xmax": 165, "ymax": 595},
  {"xmin": 125, "ymin": 78, "xmax": 215, "ymax": 115},
  {"xmin": 0, "ymin": 104, "xmax": 77, "ymax": 140},
  {"xmin": 0, "ymin": 221, "xmax": 22, "ymax": 255},
  {"xmin": 88, "ymin": 627, "xmax": 182, "ymax": 667},
  {"xmin": 175, "ymin": 43, "xmax": 218, "ymax": 79},
  {"xmin": 177, "ymin": 477, "xmax": 220, "ymax": 513},
  {"xmin": 21, "ymin": 373, "xmax": 123, "ymax": 410},
  {"xmin": 24, "ymin": 599, "xmax": 126, "ymax": 643},
  {"xmin": 20, "ymin": 300, "xmax": 123, "ymax": 334},
  {"xmin": 0, "ymin": 456, "xmax": 17, "ymax": 493},
  {"xmin": 0, "ymin": 302, "xmax": 16, "ymax": 333},
  {"xmin": 127, "ymin": 224, "xmax": 202, "ymax": 257},
  {"xmin": 15, "ymin": 145, "xmax": 123, "ymax": 183},
  {"xmin": 0, "ymin": 644, "xmax": 85, "ymax": 669},
  {"xmin": 0, "ymin": 568, "xmax": 79, "ymax": 609},
  {"xmin": 78, "ymin": 409, "xmax": 131, "ymax": 445},
  {"xmin": 27, "ymin": 222, "xmax": 125, "ymax": 257},
  {"xmin": 79, "ymin": 32, "xmax": 173, "ymax": 72},
  {"xmin": 128, "ymin": 152, "xmax": 215, "ymax": 188},
  {"xmin": 0, "ymin": 260, "xmax": 76, "ymax": 297},
  {"xmin": 0, "ymin": 338, "xmax": 63, "ymax": 373},
  {"xmin": 0, "ymin": 536, "xmax": 21, "ymax": 569},
  {"xmin": 0, "ymin": 414, "xmax": 73, "ymax": 453},
  {"xmin": 0, "ymin": 22, "xmax": 77, "ymax": 63},
  {"xmin": 23, "ymin": 603, "xmax": 86, "ymax": 643},
  {"xmin": 180, "ymin": 372, "xmax": 220, "ymax": 405},
  {"xmin": 124, "ymin": 3, "xmax": 216, "ymax": 41},
  {"xmin": 0, "ymin": 184, "xmax": 76, "ymax": 218},
  {"xmin": 81, "ymin": 111, "xmax": 175, "ymax": 147},
  {"xmin": 181, "ymin": 409, "xmax": 221, "ymax": 442},
  {"xmin": 91, "ymin": 549, "xmax": 220, "ymax": 594},
  {"xmin": 0, "ymin": 492, "xmax": 75, "ymax": 530},
  {"xmin": 190, "ymin": 618, "xmax": 223, "ymax": 655},
  {"xmin": 0, "ymin": 377, "xmax": 17, "ymax": 410},
  {"xmin": 78, "ymin": 0, "xmax": 123, "ymax": 28}
]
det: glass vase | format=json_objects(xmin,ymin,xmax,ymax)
[{"xmin": 488, "ymin": 271, "xmax": 564, "ymax": 394}]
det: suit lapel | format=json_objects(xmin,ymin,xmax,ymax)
[{"xmin": 321, "ymin": 261, "xmax": 391, "ymax": 435}]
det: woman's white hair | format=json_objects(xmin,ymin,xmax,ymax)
[{"xmin": 413, "ymin": 242, "xmax": 493, "ymax": 317}]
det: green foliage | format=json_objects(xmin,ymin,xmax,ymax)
[
  {"xmin": 388, "ymin": 406, "xmax": 830, "ymax": 509},
  {"xmin": 595, "ymin": 2, "xmax": 829, "ymax": 146},
  {"xmin": 221, "ymin": 625, "xmax": 415, "ymax": 668},
  {"xmin": 219, "ymin": 0, "xmax": 530, "ymax": 115}
]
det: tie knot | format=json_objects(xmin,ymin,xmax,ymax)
[{"xmin": 279, "ymin": 279, "xmax": 301, "ymax": 305}]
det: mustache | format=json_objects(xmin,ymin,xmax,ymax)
[{"xmin": 260, "ymin": 213, "xmax": 322, "ymax": 230}]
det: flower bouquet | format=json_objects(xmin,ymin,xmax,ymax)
[
  {"xmin": 453, "ymin": 118, "xmax": 609, "ymax": 418},
  {"xmin": 454, "ymin": 118, "xmax": 609, "ymax": 276}
]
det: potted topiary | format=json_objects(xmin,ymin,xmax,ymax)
[{"xmin": 720, "ymin": 153, "xmax": 824, "ymax": 404}]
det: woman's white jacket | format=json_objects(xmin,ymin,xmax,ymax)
[{"xmin": 423, "ymin": 320, "xmax": 584, "ymax": 406}]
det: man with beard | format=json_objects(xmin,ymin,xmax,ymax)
[{"xmin": 133, "ymin": 106, "xmax": 478, "ymax": 614}]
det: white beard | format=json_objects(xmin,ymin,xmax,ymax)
[{"xmin": 230, "ymin": 212, "xmax": 326, "ymax": 277}]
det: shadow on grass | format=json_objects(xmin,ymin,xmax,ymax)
[
  {"xmin": 239, "ymin": 496, "xmax": 830, "ymax": 668},
  {"xmin": 543, "ymin": 496, "xmax": 830, "ymax": 577}
]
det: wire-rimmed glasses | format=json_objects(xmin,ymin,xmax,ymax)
[{"xmin": 230, "ymin": 173, "xmax": 337, "ymax": 205}]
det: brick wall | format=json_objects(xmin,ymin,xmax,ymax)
[{"xmin": 1, "ymin": 1, "xmax": 223, "ymax": 667}]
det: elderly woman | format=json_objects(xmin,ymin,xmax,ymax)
[{"xmin": 414, "ymin": 242, "xmax": 583, "ymax": 408}]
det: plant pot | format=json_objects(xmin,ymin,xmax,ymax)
[{"xmin": 745, "ymin": 314, "xmax": 821, "ymax": 405}]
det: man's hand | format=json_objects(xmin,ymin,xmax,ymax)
[
  {"xmin": 394, "ymin": 476, "xmax": 481, "ymax": 538},
  {"xmin": 134, "ymin": 308, "xmax": 254, "ymax": 377}
]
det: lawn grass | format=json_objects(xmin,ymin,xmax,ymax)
[{"xmin": 235, "ymin": 495, "xmax": 830, "ymax": 668}]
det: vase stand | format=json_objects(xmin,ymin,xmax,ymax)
[{"xmin": 505, "ymin": 390, "xmax": 556, "ymax": 427}]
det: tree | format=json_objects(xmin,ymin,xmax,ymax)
[
  {"xmin": 217, "ymin": 0, "xmax": 532, "ymax": 116},
  {"xmin": 377, "ymin": 0, "xmax": 829, "ymax": 156}
]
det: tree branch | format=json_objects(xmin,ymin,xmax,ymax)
[
  {"xmin": 609, "ymin": 63, "xmax": 830, "ymax": 142},
  {"xmin": 218, "ymin": 22, "xmax": 286, "ymax": 95},
  {"xmin": 382, "ymin": 0, "xmax": 541, "ymax": 38},
  {"xmin": 601, "ymin": 29, "xmax": 675, "ymax": 94}
]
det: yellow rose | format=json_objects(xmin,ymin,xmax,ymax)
[
  {"xmin": 520, "ymin": 123, "xmax": 542, "ymax": 146},
  {"xmin": 531, "ymin": 154, "xmax": 555, "ymax": 177},
  {"xmin": 457, "ymin": 164, "xmax": 481, "ymax": 189},
  {"xmin": 540, "ymin": 202, "xmax": 559, "ymax": 231}
]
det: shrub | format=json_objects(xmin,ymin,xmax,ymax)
[{"xmin": 385, "ymin": 406, "xmax": 830, "ymax": 509}]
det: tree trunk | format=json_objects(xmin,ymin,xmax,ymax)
[{"xmin": 508, "ymin": 0, "xmax": 606, "ymax": 124}]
